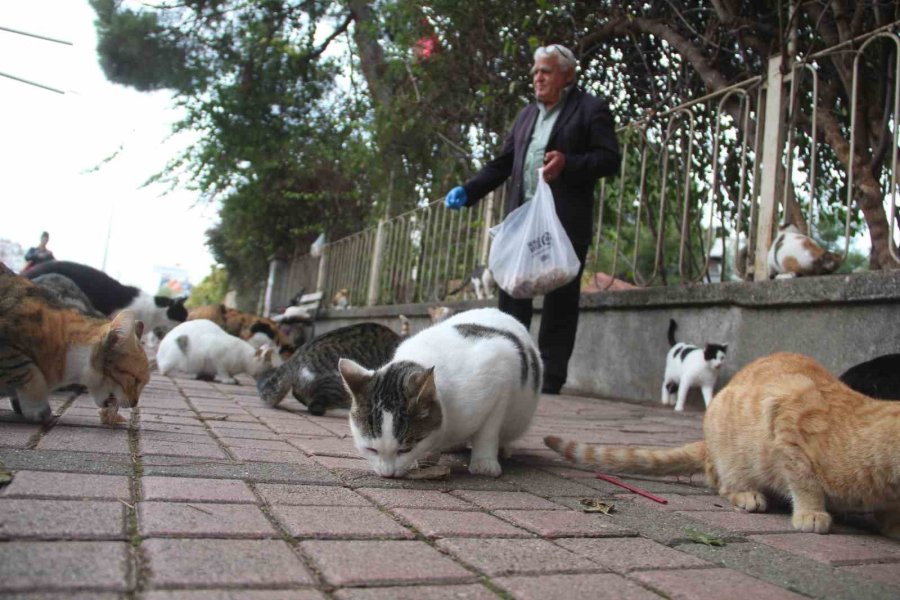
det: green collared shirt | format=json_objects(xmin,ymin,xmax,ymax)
[{"xmin": 522, "ymin": 85, "xmax": 572, "ymax": 201}]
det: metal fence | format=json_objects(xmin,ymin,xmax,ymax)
[{"xmin": 266, "ymin": 27, "xmax": 900, "ymax": 312}]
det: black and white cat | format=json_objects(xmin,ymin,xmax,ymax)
[
  {"xmin": 661, "ymin": 319, "xmax": 727, "ymax": 411},
  {"xmin": 446, "ymin": 266, "xmax": 495, "ymax": 300},
  {"xmin": 338, "ymin": 307, "xmax": 541, "ymax": 478},
  {"xmin": 25, "ymin": 261, "xmax": 187, "ymax": 336}
]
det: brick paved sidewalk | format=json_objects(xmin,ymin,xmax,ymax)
[{"xmin": 1, "ymin": 374, "xmax": 899, "ymax": 599}]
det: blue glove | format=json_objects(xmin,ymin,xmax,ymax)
[{"xmin": 445, "ymin": 186, "xmax": 467, "ymax": 210}]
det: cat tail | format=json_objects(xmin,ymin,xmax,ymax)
[
  {"xmin": 544, "ymin": 436, "xmax": 706, "ymax": 476},
  {"xmin": 667, "ymin": 319, "xmax": 678, "ymax": 347},
  {"xmin": 255, "ymin": 362, "xmax": 292, "ymax": 407}
]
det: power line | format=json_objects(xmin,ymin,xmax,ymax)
[
  {"xmin": 0, "ymin": 71, "xmax": 64, "ymax": 94},
  {"xmin": 0, "ymin": 25, "xmax": 72, "ymax": 46}
]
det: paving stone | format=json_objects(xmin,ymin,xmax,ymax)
[
  {"xmin": 141, "ymin": 455, "xmax": 340, "ymax": 485},
  {"xmin": 840, "ymin": 563, "xmax": 900, "ymax": 589},
  {"xmin": 144, "ymin": 591, "xmax": 325, "ymax": 600},
  {"xmin": 301, "ymin": 540, "xmax": 473, "ymax": 586},
  {"xmin": 392, "ymin": 508, "xmax": 531, "ymax": 538},
  {"xmin": 499, "ymin": 467, "xmax": 605, "ymax": 497},
  {"xmin": 288, "ymin": 437, "xmax": 359, "ymax": 457},
  {"xmin": 139, "ymin": 439, "xmax": 229, "ymax": 459},
  {"xmin": 255, "ymin": 483, "xmax": 370, "ymax": 506},
  {"xmin": 748, "ymin": 533, "xmax": 900, "ymax": 565},
  {"xmin": 680, "ymin": 510, "xmax": 797, "ymax": 534},
  {"xmin": 141, "ymin": 476, "xmax": 256, "ymax": 503},
  {"xmin": 229, "ymin": 446, "xmax": 310, "ymax": 463},
  {"xmin": 0, "ymin": 449, "xmax": 134, "ymax": 477},
  {"xmin": 139, "ymin": 430, "xmax": 220, "ymax": 445},
  {"xmin": 315, "ymin": 456, "xmax": 370, "ymax": 471},
  {"xmin": 0, "ymin": 499, "xmax": 124, "ymax": 539},
  {"xmin": 138, "ymin": 501, "xmax": 278, "ymax": 537},
  {"xmin": 0, "ymin": 470, "xmax": 129, "ymax": 500},
  {"xmin": 0, "ymin": 541, "xmax": 131, "ymax": 592},
  {"xmin": 631, "ymin": 567, "xmax": 806, "ymax": 599},
  {"xmin": 0, "ymin": 593, "xmax": 122, "ymax": 599},
  {"xmin": 620, "ymin": 493, "xmax": 733, "ymax": 512},
  {"xmin": 143, "ymin": 538, "xmax": 313, "ymax": 587},
  {"xmin": 213, "ymin": 428, "xmax": 284, "ymax": 441},
  {"xmin": 334, "ymin": 584, "xmax": 496, "ymax": 599},
  {"xmin": 262, "ymin": 420, "xmax": 333, "ymax": 436},
  {"xmin": 451, "ymin": 490, "xmax": 565, "ymax": 510},
  {"xmin": 270, "ymin": 505, "xmax": 414, "ymax": 539},
  {"xmin": 216, "ymin": 437, "xmax": 297, "ymax": 451},
  {"xmin": 493, "ymin": 509, "xmax": 636, "ymax": 538},
  {"xmin": 494, "ymin": 573, "xmax": 662, "ymax": 600},
  {"xmin": 556, "ymin": 536, "xmax": 712, "ymax": 573},
  {"xmin": 0, "ymin": 422, "xmax": 39, "ymax": 448},
  {"xmin": 436, "ymin": 537, "xmax": 599, "ymax": 576},
  {"xmin": 357, "ymin": 488, "xmax": 476, "ymax": 510},
  {"xmin": 207, "ymin": 421, "xmax": 272, "ymax": 432},
  {"xmin": 37, "ymin": 427, "xmax": 129, "ymax": 454}
]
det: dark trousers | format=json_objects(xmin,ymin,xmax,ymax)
[{"xmin": 498, "ymin": 244, "xmax": 589, "ymax": 390}]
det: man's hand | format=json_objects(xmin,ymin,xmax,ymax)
[
  {"xmin": 542, "ymin": 151, "xmax": 565, "ymax": 182},
  {"xmin": 445, "ymin": 186, "xmax": 467, "ymax": 210}
]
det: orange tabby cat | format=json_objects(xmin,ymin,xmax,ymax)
[
  {"xmin": 545, "ymin": 353, "xmax": 900, "ymax": 537},
  {"xmin": 0, "ymin": 263, "xmax": 149, "ymax": 424}
]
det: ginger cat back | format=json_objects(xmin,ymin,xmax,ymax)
[
  {"xmin": 0, "ymin": 263, "xmax": 149, "ymax": 424},
  {"xmin": 546, "ymin": 353, "xmax": 900, "ymax": 537}
]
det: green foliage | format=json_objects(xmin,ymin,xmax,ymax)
[{"xmin": 187, "ymin": 265, "xmax": 230, "ymax": 308}]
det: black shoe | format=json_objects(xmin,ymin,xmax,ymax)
[{"xmin": 541, "ymin": 381, "xmax": 563, "ymax": 395}]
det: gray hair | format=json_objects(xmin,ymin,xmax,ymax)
[{"xmin": 534, "ymin": 44, "xmax": 577, "ymax": 73}]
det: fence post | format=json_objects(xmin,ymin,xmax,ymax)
[
  {"xmin": 263, "ymin": 254, "xmax": 286, "ymax": 317},
  {"xmin": 315, "ymin": 248, "xmax": 327, "ymax": 294},
  {"xmin": 366, "ymin": 219, "xmax": 387, "ymax": 306},
  {"xmin": 479, "ymin": 191, "xmax": 496, "ymax": 265},
  {"xmin": 753, "ymin": 55, "xmax": 787, "ymax": 280}
]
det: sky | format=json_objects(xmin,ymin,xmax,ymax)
[{"xmin": 0, "ymin": 1, "xmax": 218, "ymax": 293}]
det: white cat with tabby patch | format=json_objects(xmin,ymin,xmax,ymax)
[
  {"xmin": 338, "ymin": 307, "xmax": 541, "ymax": 478},
  {"xmin": 157, "ymin": 319, "xmax": 277, "ymax": 384},
  {"xmin": 662, "ymin": 319, "xmax": 727, "ymax": 411},
  {"xmin": 767, "ymin": 224, "xmax": 842, "ymax": 278}
]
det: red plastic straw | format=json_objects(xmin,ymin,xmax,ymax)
[{"xmin": 595, "ymin": 473, "xmax": 668, "ymax": 504}]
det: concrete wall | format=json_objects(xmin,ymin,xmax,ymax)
[{"xmin": 310, "ymin": 272, "xmax": 900, "ymax": 407}]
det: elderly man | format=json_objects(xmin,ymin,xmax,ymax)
[{"xmin": 445, "ymin": 44, "xmax": 620, "ymax": 395}]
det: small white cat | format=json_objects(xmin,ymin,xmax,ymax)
[
  {"xmin": 338, "ymin": 307, "xmax": 541, "ymax": 478},
  {"xmin": 157, "ymin": 319, "xmax": 276, "ymax": 384},
  {"xmin": 767, "ymin": 224, "xmax": 842, "ymax": 279},
  {"xmin": 661, "ymin": 319, "xmax": 727, "ymax": 411}
]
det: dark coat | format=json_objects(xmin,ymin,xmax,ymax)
[{"xmin": 462, "ymin": 87, "xmax": 620, "ymax": 247}]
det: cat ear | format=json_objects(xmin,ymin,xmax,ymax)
[
  {"xmin": 134, "ymin": 320, "xmax": 145, "ymax": 340},
  {"xmin": 106, "ymin": 311, "xmax": 138, "ymax": 349},
  {"xmin": 338, "ymin": 358, "xmax": 374, "ymax": 400},
  {"xmin": 407, "ymin": 367, "xmax": 437, "ymax": 416}
]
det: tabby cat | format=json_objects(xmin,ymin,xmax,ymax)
[
  {"xmin": 1, "ymin": 263, "xmax": 150, "ymax": 424},
  {"xmin": 256, "ymin": 322, "xmax": 400, "ymax": 416},
  {"xmin": 31, "ymin": 273, "xmax": 104, "ymax": 318},
  {"xmin": 339, "ymin": 308, "xmax": 541, "ymax": 478},
  {"xmin": 546, "ymin": 353, "xmax": 900, "ymax": 537}
]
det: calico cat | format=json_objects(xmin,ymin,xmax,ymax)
[
  {"xmin": 25, "ymin": 261, "xmax": 187, "ymax": 335},
  {"xmin": 339, "ymin": 307, "xmax": 542, "ymax": 478},
  {"xmin": 840, "ymin": 354, "xmax": 900, "ymax": 400},
  {"xmin": 661, "ymin": 319, "xmax": 727, "ymax": 411},
  {"xmin": 767, "ymin": 224, "xmax": 842, "ymax": 278},
  {"xmin": 31, "ymin": 273, "xmax": 104, "ymax": 318},
  {"xmin": 547, "ymin": 353, "xmax": 900, "ymax": 537},
  {"xmin": 0, "ymin": 263, "xmax": 149, "ymax": 424},
  {"xmin": 256, "ymin": 322, "xmax": 400, "ymax": 415},
  {"xmin": 446, "ymin": 266, "xmax": 496, "ymax": 300},
  {"xmin": 156, "ymin": 319, "xmax": 276, "ymax": 384},
  {"xmin": 331, "ymin": 288, "xmax": 351, "ymax": 309}
]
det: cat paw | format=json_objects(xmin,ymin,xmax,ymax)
[
  {"xmin": 792, "ymin": 510, "xmax": 832, "ymax": 533},
  {"xmin": 468, "ymin": 457, "xmax": 502, "ymax": 477},
  {"xmin": 727, "ymin": 491, "xmax": 768, "ymax": 512}
]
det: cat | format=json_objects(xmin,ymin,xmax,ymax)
[
  {"xmin": 338, "ymin": 307, "xmax": 542, "ymax": 478},
  {"xmin": 0, "ymin": 263, "xmax": 150, "ymax": 424},
  {"xmin": 839, "ymin": 354, "xmax": 900, "ymax": 400},
  {"xmin": 767, "ymin": 224, "xmax": 842, "ymax": 279},
  {"xmin": 332, "ymin": 288, "xmax": 351, "ymax": 309},
  {"xmin": 661, "ymin": 319, "xmax": 727, "ymax": 411},
  {"xmin": 25, "ymin": 261, "xmax": 187, "ymax": 336},
  {"xmin": 256, "ymin": 322, "xmax": 400, "ymax": 415},
  {"xmin": 188, "ymin": 304, "xmax": 295, "ymax": 358},
  {"xmin": 398, "ymin": 306, "xmax": 454, "ymax": 338},
  {"xmin": 547, "ymin": 352, "xmax": 900, "ymax": 537},
  {"xmin": 444, "ymin": 266, "xmax": 496, "ymax": 300},
  {"xmin": 156, "ymin": 319, "xmax": 276, "ymax": 384},
  {"xmin": 31, "ymin": 273, "xmax": 105, "ymax": 318}
]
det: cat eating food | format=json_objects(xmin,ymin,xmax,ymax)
[
  {"xmin": 1, "ymin": 263, "xmax": 149, "ymax": 424},
  {"xmin": 25, "ymin": 261, "xmax": 187, "ymax": 337},
  {"xmin": 156, "ymin": 319, "xmax": 276, "ymax": 384},
  {"xmin": 661, "ymin": 319, "xmax": 727, "ymax": 411},
  {"xmin": 256, "ymin": 322, "xmax": 400, "ymax": 415},
  {"xmin": 547, "ymin": 352, "xmax": 900, "ymax": 537},
  {"xmin": 339, "ymin": 307, "xmax": 541, "ymax": 478},
  {"xmin": 767, "ymin": 224, "xmax": 842, "ymax": 278}
]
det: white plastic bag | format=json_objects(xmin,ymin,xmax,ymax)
[{"xmin": 488, "ymin": 170, "xmax": 581, "ymax": 299}]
